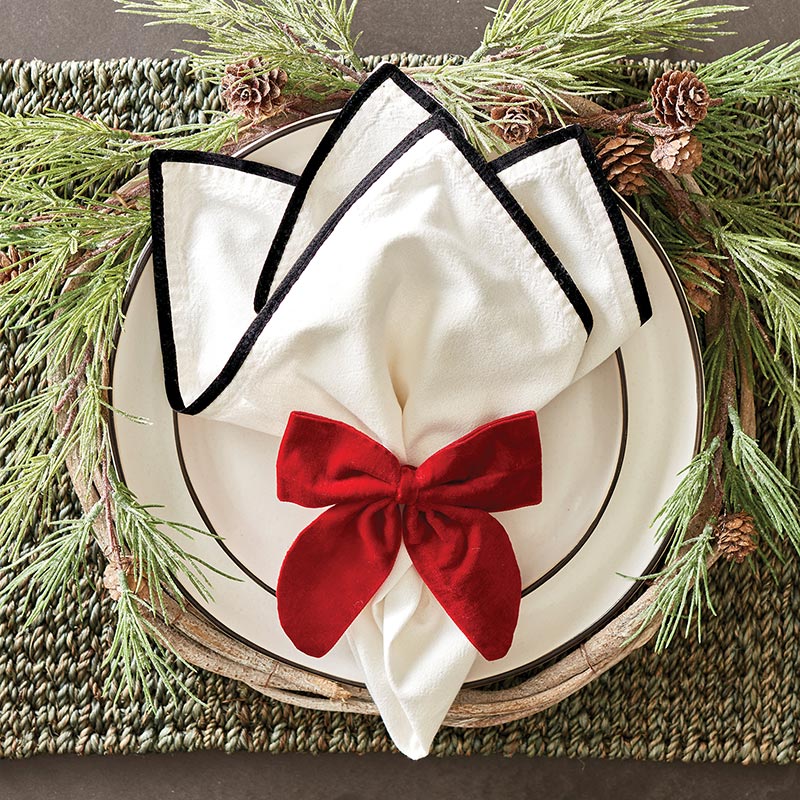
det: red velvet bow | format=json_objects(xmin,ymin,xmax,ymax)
[{"xmin": 275, "ymin": 410, "xmax": 542, "ymax": 660}]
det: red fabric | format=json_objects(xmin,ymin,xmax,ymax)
[{"xmin": 276, "ymin": 410, "xmax": 542, "ymax": 660}]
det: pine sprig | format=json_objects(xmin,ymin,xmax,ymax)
[
  {"xmin": 477, "ymin": 0, "xmax": 742, "ymax": 59},
  {"xmin": 636, "ymin": 524, "xmax": 716, "ymax": 651},
  {"xmin": 112, "ymin": 479, "xmax": 236, "ymax": 619},
  {"xmin": 408, "ymin": 49, "xmax": 614, "ymax": 153},
  {"xmin": 0, "ymin": 113, "xmax": 238, "ymax": 200},
  {"xmin": 104, "ymin": 579, "xmax": 199, "ymax": 708},
  {"xmin": 116, "ymin": 0, "xmax": 365, "ymax": 91},
  {"xmin": 727, "ymin": 407, "xmax": 800, "ymax": 557},
  {"xmin": 0, "ymin": 109, "xmax": 241, "ymax": 708},
  {"xmin": 654, "ymin": 439, "xmax": 720, "ymax": 561},
  {"xmin": 0, "ymin": 502, "xmax": 100, "ymax": 624},
  {"xmin": 698, "ymin": 41, "xmax": 800, "ymax": 101}
]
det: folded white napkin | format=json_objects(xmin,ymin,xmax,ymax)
[{"xmin": 148, "ymin": 65, "xmax": 650, "ymax": 758}]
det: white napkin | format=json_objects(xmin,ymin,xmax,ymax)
[{"xmin": 149, "ymin": 67, "xmax": 651, "ymax": 759}]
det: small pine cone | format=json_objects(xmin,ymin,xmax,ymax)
[
  {"xmin": 0, "ymin": 245, "xmax": 28, "ymax": 285},
  {"xmin": 651, "ymin": 132, "xmax": 703, "ymax": 176},
  {"xmin": 489, "ymin": 94, "xmax": 545, "ymax": 146},
  {"xmin": 682, "ymin": 253, "xmax": 721, "ymax": 314},
  {"xmin": 651, "ymin": 70, "xmax": 711, "ymax": 130},
  {"xmin": 221, "ymin": 58, "xmax": 288, "ymax": 121},
  {"xmin": 716, "ymin": 513, "xmax": 759, "ymax": 563},
  {"xmin": 595, "ymin": 135, "xmax": 650, "ymax": 196}
]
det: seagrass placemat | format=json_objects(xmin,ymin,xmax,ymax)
[{"xmin": 0, "ymin": 55, "xmax": 798, "ymax": 762}]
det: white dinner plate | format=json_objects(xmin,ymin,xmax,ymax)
[{"xmin": 109, "ymin": 112, "xmax": 703, "ymax": 686}]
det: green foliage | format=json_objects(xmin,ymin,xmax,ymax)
[
  {"xmin": 0, "ymin": 112, "xmax": 238, "ymax": 199},
  {"xmin": 0, "ymin": 502, "xmax": 100, "ymax": 624},
  {"xmin": 408, "ymin": 52, "xmax": 613, "ymax": 154},
  {"xmin": 698, "ymin": 41, "xmax": 800, "ymax": 100},
  {"xmin": 117, "ymin": 0, "xmax": 365, "ymax": 93},
  {"xmin": 478, "ymin": 0, "xmax": 742, "ymax": 59},
  {"xmin": 726, "ymin": 408, "xmax": 800, "ymax": 558},
  {"xmin": 104, "ymin": 579, "xmax": 198, "ymax": 708},
  {"xmin": 112, "ymin": 479, "xmax": 236, "ymax": 619},
  {"xmin": 637, "ymin": 525, "xmax": 716, "ymax": 651},
  {"xmin": 0, "ymin": 108, "xmax": 237, "ymax": 710},
  {"xmin": 627, "ymin": 439, "xmax": 721, "ymax": 652}
]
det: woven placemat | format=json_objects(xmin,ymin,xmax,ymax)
[{"xmin": 1, "ymin": 55, "xmax": 798, "ymax": 762}]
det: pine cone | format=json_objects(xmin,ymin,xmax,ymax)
[
  {"xmin": 489, "ymin": 95, "xmax": 545, "ymax": 146},
  {"xmin": 221, "ymin": 58, "xmax": 288, "ymax": 121},
  {"xmin": 0, "ymin": 245, "xmax": 28, "ymax": 285},
  {"xmin": 651, "ymin": 132, "xmax": 703, "ymax": 176},
  {"xmin": 681, "ymin": 253, "xmax": 721, "ymax": 314},
  {"xmin": 651, "ymin": 70, "xmax": 711, "ymax": 130},
  {"xmin": 595, "ymin": 135, "xmax": 650, "ymax": 196},
  {"xmin": 716, "ymin": 512, "xmax": 758, "ymax": 563}
]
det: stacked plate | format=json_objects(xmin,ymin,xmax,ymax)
[{"xmin": 110, "ymin": 110, "xmax": 703, "ymax": 689}]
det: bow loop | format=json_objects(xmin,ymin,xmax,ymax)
[
  {"xmin": 276, "ymin": 410, "xmax": 542, "ymax": 661},
  {"xmin": 415, "ymin": 411, "xmax": 542, "ymax": 511},
  {"xmin": 276, "ymin": 411, "xmax": 400, "ymax": 507}
]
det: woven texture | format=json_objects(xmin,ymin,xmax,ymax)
[{"xmin": 1, "ymin": 55, "xmax": 799, "ymax": 762}]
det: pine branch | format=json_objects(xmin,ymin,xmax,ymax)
[
  {"xmin": 0, "ymin": 503, "xmax": 100, "ymax": 624},
  {"xmin": 727, "ymin": 407, "xmax": 800, "ymax": 557},
  {"xmin": 408, "ymin": 49, "xmax": 618, "ymax": 154},
  {"xmin": 116, "ymin": 0, "xmax": 365, "ymax": 91},
  {"xmin": 112, "ymin": 479, "xmax": 236, "ymax": 619},
  {"xmin": 0, "ymin": 113, "xmax": 239, "ymax": 200},
  {"xmin": 698, "ymin": 41, "xmax": 800, "ymax": 101},
  {"xmin": 475, "ymin": 0, "xmax": 743, "ymax": 61},
  {"xmin": 104, "ymin": 580, "xmax": 200, "ymax": 709},
  {"xmin": 635, "ymin": 524, "xmax": 716, "ymax": 651}
]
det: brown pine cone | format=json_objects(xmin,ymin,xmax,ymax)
[
  {"xmin": 681, "ymin": 253, "xmax": 721, "ymax": 314},
  {"xmin": 716, "ymin": 512, "xmax": 759, "ymax": 564},
  {"xmin": 651, "ymin": 70, "xmax": 711, "ymax": 130},
  {"xmin": 489, "ymin": 95, "xmax": 545, "ymax": 146},
  {"xmin": 651, "ymin": 132, "xmax": 703, "ymax": 176},
  {"xmin": 595, "ymin": 135, "xmax": 650, "ymax": 196},
  {"xmin": 0, "ymin": 245, "xmax": 28, "ymax": 285},
  {"xmin": 221, "ymin": 58, "xmax": 288, "ymax": 121}
]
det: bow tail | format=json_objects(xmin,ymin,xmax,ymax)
[
  {"xmin": 404, "ymin": 506, "xmax": 521, "ymax": 661},
  {"xmin": 277, "ymin": 500, "xmax": 402, "ymax": 657}
]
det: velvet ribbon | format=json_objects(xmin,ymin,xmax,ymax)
[{"xmin": 276, "ymin": 410, "xmax": 542, "ymax": 660}]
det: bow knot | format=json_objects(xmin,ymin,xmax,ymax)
[
  {"xmin": 395, "ymin": 465, "xmax": 419, "ymax": 506},
  {"xmin": 275, "ymin": 410, "xmax": 542, "ymax": 660}
]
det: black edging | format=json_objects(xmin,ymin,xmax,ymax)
[
  {"xmin": 161, "ymin": 110, "xmax": 593, "ymax": 416},
  {"xmin": 574, "ymin": 129, "xmax": 652, "ymax": 325},
  {"xmin": 148, "ymin": 148, "xmax": 300, "ymax": 411},
  {"xmin": 493, "ymin": 125, "xmax": 653, "ymax": 326},
  {"xmin": 252, "ymin": 62, "xmax": 461, "ymax": 311}
]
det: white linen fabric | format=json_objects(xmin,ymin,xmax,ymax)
[{"xmin": 148, "ymin": 65, "xmax": 651, "ymax": 759}]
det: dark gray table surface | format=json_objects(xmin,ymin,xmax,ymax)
[{"xmin": 2, "ymin": 0, "xmax": 800, "ymax": 797}]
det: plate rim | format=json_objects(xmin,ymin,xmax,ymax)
[{"xmin": 108, "ymin": 110, "xmax": 705, "ymax": 688}]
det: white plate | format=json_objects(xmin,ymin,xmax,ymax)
[{"xmin": 110, "ymin": 113, "xmax": 703, "ymax": 686}]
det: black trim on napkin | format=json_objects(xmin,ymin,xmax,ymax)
[
  {"xmin": 149, "ymin": 149, "xmax": 299, "ymax": 411},
  {"xmin": 492, "ymin": 126, "xmax": 652, "ymax": 326},
  {"xmin": 252, "ymin": 63, "xmax": 460, "ymax": 311},
  {"xmin": 152, "ymin": 111, "xmax": 593, "ymax": 415}
]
